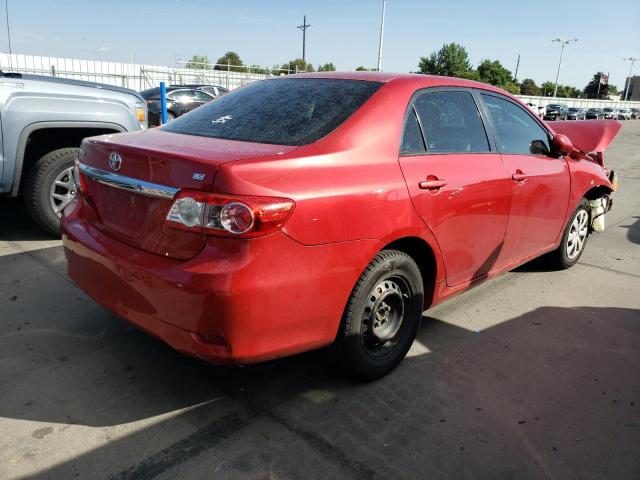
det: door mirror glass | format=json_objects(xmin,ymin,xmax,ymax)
[{"xmin": 530, "ymin": 139, "xmax": 550, "ymax": 156}]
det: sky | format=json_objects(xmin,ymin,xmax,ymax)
[{"xmin": 3, "ymin": 0, "xmax": 639, "ymax": 90}]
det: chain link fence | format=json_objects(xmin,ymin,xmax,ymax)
[{"xmin": 0, "ymin": 52, "xmax": 295, "ymax": 92}]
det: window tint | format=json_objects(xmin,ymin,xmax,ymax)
[
  {"xmin": 167, "ymin": 89, "xmax": 194, "ymax": 101},
  {"xmin": 162, "ymin": 79, "xmax": 382, "ymax": 146},
  {"xmin": 400, "ymin": 108, "xmax": 426, "ymax": 154},
  {"xmin": 192, "ymin": 90, "xmax": 213, "ymax": 102},
  {"xmin": 413, "ymin": 91, "xmax": 490, "ymax": 153},
  {"xmin": 481, "ymin": 94, "xmax": 550, "ymax": 155}
]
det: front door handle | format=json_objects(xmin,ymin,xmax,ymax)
[
  {"xmin": 511, "ymin": 172, "xmax": 528, "ymax": 182},
  {"xmin": 419, "ymin": 179, "xmax": 447, "ymax": 190}
]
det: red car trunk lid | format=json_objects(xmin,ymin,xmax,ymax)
[{"xmin": 79, "ymin": 130, "xmax": 297, "ymax": 259}]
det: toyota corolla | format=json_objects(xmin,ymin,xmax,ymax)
[{"xmin": 62, "ymin": 73, "xmax": 619, "ymax": 380}]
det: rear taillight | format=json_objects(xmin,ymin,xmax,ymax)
[
  {"xmin": 72, "ymin": 158, "xmax": 89, "ymax": 194},
  {"xmin": 165, "ymin": 191, "xmax": 295, "ymax": 238}
]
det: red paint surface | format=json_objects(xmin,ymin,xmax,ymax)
[{"xmin": 62, "ymin": 73, "xmax": 618, "ymax": 364}]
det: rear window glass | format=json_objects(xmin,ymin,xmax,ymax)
[{"xmin": 162, "ymin": 78, "xmax": 383, "ymax": 146}]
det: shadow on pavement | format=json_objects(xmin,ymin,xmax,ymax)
[
  {"xmin": 2, "ymin": 297, "xmax": 638, "ymax": 479},
  {"xmin": 621, "ymin": 216, "xmax": 640, "ymax": 245}
]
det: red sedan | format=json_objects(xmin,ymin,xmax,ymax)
[{"xmin": 62, "ymin": 73, "xmax": 619, "ymax": 380}]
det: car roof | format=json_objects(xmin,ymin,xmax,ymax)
[{"xmin": 284, "ymin": 71, "xmax": 511, "ymax": 94}]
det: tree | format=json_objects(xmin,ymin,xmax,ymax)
[
  {"xmin": 541, "ymin": 81, "xmax": 556, "ymax": 96},
  {"xmin": 520, "ymin": 78, "xmax": 542, "ymax": 96},
  {"xmin": 248, "ymin": 64, "xmax": 269, "ymax": 75},
  {"xmin": 355, "ymin": 66, "xmax": 371, "ymax": 71},
  {"xmin": 281, "ymin": 58, "xmax": 314, "ymax": 73},
  {"xmin": 317, "ymin": 62, "xmax": 336, "ymax": 72},
  {"xmin": 583, "ymin": 72, "xmax": 616, "ymax": 99},
  {"xmin": 185, "ymin": 55, "xmax": 212, "ymax": 70},
  {"xmin": 214, "ymin": 51, "xmax": 245, "ymax": 72},
  {"xmin": 417, "ymin": 43, "xmax": 477, "ymax": 80},
  {"xmin": 477, "ymin": 59, "xmax": 519, "ymax": 93}
]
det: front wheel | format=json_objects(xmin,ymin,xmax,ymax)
[
  {"xmin": 336, "ymin": 250, "xmax": 424, "ymax": 381},
  {"xmin": 23, "ymin": 148, "xmax": 79, "ymax": 236},
  {"xmin": 547, "ymin": 199, "xmax": 590, "ymax": 269}
]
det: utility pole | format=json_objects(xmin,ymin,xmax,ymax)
[
  {"xmin": 551, "ymin": 38, "xmax": 578, "ymax": 97},
  {"xmin": 623, "ymin": 57, "xmax": 638, "ymax": 101},
  {"xmin": 596, "ymin": 73, "xmax": 602, "ymax": 99},
  {"xmin": 377, "ymin": 0, "xmax": 387, "ymax": 71},
  {"xmin": 4, "ymin": 0, "xmax": 12, "ymax": 69},
  {"xmin": 297, "ymin": 15, "xmax": 311, "ymax": 65},
  {"xmin": 513, "ymin": 54, "xmax": 520, "ymax": 82}
]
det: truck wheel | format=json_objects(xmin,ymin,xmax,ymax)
[
  {"xmin": 548, "ymin": 199, "xmax": 590, "ymax": 269},
  {"xmin": 24, "ymin": 148, "xmax": 79, "ymax": 236},
  {"xmin": 337, "ymin": 250, "xmax": 424, "ymax": 381}
]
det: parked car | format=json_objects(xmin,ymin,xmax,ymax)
[
  {"xmin": 602, "ymin": 107, "xmax": 617, "ymax": 119},
  {"xmin": 586, "ymin": 108, "xmax": 604, "ymax": 119},
  {"xmin": 172, "ymin": 84, "xmax": 229, "ymax": 98},
  {"xmin": 0, "ymin": 71, "xmax": 147, "ymax": 235},
  {"xmin": 567, "ymin": 107, "xmax": 586, "ymax": 120},
  {"xmin": 62, "ymin": 73, "xmax": 619, "ymax": 380},
  {"xmin": 617, "ymin": 108, "xmax": 632, "ymax": 120},
  {"xmin": 141, "ymin": 85, "xmax": 225, "ymax": 126},
  {"xmin": 544, "ymin": 103, "xmax": 568, "ymax": 120},
  {"xmin": 525, "ymin": 102, "xmax": 545, "ymax": 118},
  {"xmin": 630, "ymin": 108, "xmax": 639, "ymax": 119}
]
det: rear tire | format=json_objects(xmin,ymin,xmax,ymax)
[
  {"xmin": 547, "ymin": 199, "xmax": 590, "ymax": 269},
  {"xmin": 23, "ymin": 148, "xmax": 79, "ymax": 236},
  {"xmin": 337, "ymin": 250, "xmax": 424, "ymax": 381}
]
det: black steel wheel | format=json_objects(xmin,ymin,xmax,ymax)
[{"xmin": 337, "ymin": 249, "xmax": 424, "ymax": 381}]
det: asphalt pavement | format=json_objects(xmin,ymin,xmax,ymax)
[{"xmin": 1, "ymin": 122, "xmax": 639, "ymax": 480}]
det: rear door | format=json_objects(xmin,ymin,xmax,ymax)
[
  {"xmin": 479, "ymin": 92, "xmax": 570, "ymax": 267},
  {"xmin": 398, "ymin": 89, "xmax": 511, "ymax": 287}
]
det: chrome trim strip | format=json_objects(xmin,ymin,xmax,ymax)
[{"xmin": 78, "ymin": 163, "xmax": 178, "ymax": 200}]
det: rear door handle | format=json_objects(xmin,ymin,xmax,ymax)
[
  {"xmin": 419, "ymin": 179, "xmax": 447, "ymax": 190},
  {"xmin": 511, "ymin": 172, "xmax": 528, "ymax": 182}
]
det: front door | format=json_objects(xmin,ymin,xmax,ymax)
[
  {"xmin": 398, "ymin": 89, "xmax": 511, "ymax": 287},
  {"xmin": 479, "ymin": 93, "xmax": 570, "ymax": 266}
]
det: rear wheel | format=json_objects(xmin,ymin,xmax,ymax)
[
  {"xmin": 548, "ymin": 199, "xmax": 590, "ymax": 269},
  {"xmin": 337, "ymin": 250, "xmax": 424, "ymax": 381},
  {"xmin": 24, "ymin": 148, "xmax": 79, "ymax": 236}
]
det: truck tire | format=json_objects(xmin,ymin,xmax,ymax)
[{"xmin": 24, "ymin": 148, "xmax": 79, "ymax": 236}]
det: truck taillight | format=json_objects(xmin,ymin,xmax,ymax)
[{"xmin": 165, "ymin": 191, "xmax": 295, "ymax": 238}]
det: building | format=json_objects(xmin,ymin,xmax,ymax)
[{"xmin": 623, "ymin": 76, "xmax": 640, "ymax": 101}]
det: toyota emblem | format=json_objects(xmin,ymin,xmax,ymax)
[{"xmin": 109, "ymin": 152, "xmax": 122, "ymax": 171}]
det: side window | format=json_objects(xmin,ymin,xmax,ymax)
[
  {"xmin": 167, "ymin": 89, "xmax": 193, "ymax": 102},
  {"xmin": 400, "ymin": 107, "xmax": 426, "ymax": 154},
  {"xmin": 193, "ymin": 90, "xmax": 214, "ymax": 102},
  {"xmin": 413, "ymin": 91, "xmax": 490, "ymax": 153},
  {"xmin": 481, "ymin": 94, "xmax": 551, "ymax": 155}
]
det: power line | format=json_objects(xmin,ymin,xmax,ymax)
[{"xmin": 297, "ymin": 15, "xmax": 310, "ymax": 66}]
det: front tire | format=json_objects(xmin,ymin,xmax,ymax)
[
  {"xmin": 548, "ymin": 199, "xmax": 590, "ymax": 269},
  {"xmin": 23, "ymin": 148, "xmax": 79, "ymax": 236},
  {"xmin": 337, "ymin": 250, "xmax": 424, "ymax": 381}
]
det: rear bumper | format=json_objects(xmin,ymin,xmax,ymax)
[{"xmin": 61, "ymin": 200, "xmax": 379, "ymax": 364}]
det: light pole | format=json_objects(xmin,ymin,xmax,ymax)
[
  {"xmin": 622, "ymin": 57, "xmax": 638, "ymax": 101},
  {"xmin": 377, "ymin": 0, "xmax": 387, "ymax": 71},
  {"xmin": 551, "ymin": 38, "xmax": 577, "ymax": 97}
]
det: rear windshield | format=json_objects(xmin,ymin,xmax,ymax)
[
  {"xmin": 548, "ymin": 104, "xmax": 562, "ymax": 108},
  {"xmin": 161, "ymin": 78, "xmax": 383, "ymax": 146}
]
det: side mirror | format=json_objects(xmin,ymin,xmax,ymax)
[{"xmin": 552, "ymin": 134, "xmax": 574, "ymax": 156}]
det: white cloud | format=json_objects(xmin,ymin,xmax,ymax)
[{"xmin": 96, "ymin": 46, "xmax": 111, "ymax": 53}]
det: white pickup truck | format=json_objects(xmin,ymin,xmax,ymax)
[{"xmin": 0, "ymin": 72, "xmax": 147, "ymax": 234}]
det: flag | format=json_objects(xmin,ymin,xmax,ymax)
[{"xmin": 600, "ymin": 73, "xmax": 609, "ymax": 85}]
